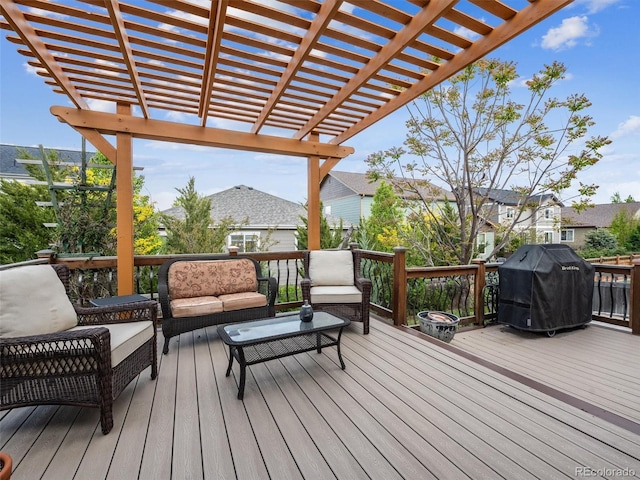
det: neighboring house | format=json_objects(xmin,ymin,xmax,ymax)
[
  {"xmin": 0, "ymin": 143, "xmax": 95, "ymax": 181},
  {"xmin": 161, "ymin": 184, "xmax": 350, "ymax": 253},
  {"xmin": 474, "ymin": 188, "xmax": 564, "ymax": 258},
  {"xmin": 320, "ymin": 170, "xmax": 455, "ymax": 225},
  {"xmin": 561, "ymin": 202, "xmax": 640, "ymax": 249}
]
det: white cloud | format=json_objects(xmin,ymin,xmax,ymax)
[
  {"xmin": 574, "ymin": 0, "xmax": 624, "ymax": 14},
  {"xmin": 454, "ymin": 25, "xmax": 480, "ymax": 41},
  {"xmin": 540, "ymin": 16, "xmax": 595, "ymax": 51},
  {"xmin": 611, "ymin": 115, "xmax": 640, "ymax": 138},
  {"xmin": 87, "ymin": 99, "xmax": 116, "ymax": 113},
  {"xmin": 27, "ymin": 7, "xmax": 66, "ymax": 19},
  {"xmin": 23, "ymin": 62, "xmax": 44, "ymax": 76}
]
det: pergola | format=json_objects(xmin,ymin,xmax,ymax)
[{"xmin": 0, "ymin": 0, "xmax": 572, "ymax": 294}]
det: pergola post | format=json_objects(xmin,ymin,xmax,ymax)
[
  {"xmin": 116, "ymin": 103, "xmax": 135, "ymax": 294},
  {"xmin": 307, "ymin": 131, "xmax": 321, "ymax": 251}
]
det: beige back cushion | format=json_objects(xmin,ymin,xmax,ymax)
[
  {"xmin": 309, "ymin": 250, "xmax": 354, "ymax": 286},
  {"xmin": 0, "ymin": 265, "xmax": 78, "ymax": 338},
  {"xmin": 168, "ymin": 259, "xmax": 258, "ymax": 299}
]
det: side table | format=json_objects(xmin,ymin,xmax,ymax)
[{"xmin": 90, "ymin": 294, "xmax": 150, "ymax": 307}]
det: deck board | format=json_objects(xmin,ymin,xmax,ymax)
[
  {"xmin": 2, "ymin": 317, "xmax": 639, "ymax": 480},
  {"xmin": 453, "ymin": 323, "xmax": 640, "ymax": 423}
]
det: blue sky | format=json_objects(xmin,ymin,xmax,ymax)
[{"xmin": 1, "ymin": 0, "xmax": 638, "ymax": 211}]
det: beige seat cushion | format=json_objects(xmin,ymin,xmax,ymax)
[
  {"xmin": 71, "ymin": 321, "xmax": 154, "ymax": 367},
  {"xmin": 0, "ymin": 265, "xmax": 77, "ymax": 338},
  {"xmin": 310, "ymin": 285, "xmax": 362, "ymax": 304},
  {"xmin": 309, "ymin": 250, "xmax": 354, "ymax": 286},
  {"xmin": 219, "ymin": 292, "xmax": 267, "ymax": 311},
  {"xmin": 170, "ymin": 296, "xmax": 224, "ymax": 318}
]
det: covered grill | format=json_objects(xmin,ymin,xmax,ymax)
[{"xmin": 498, "ymin": 244, "xmax": 594, "ymax": 334}]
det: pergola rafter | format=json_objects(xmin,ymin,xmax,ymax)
[{"xmin": 0, "ymin": 0, "xmax": 573, "ymax": 293}]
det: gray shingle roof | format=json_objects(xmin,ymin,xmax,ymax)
[
  {"xmin": 474, "ymin": 187, "xmax": 561, "ymax": 206},
  {"xmin": 0, "ymin": 144, "xmax": 95, "ymax": 179},
  {"xmin": 162, "ymin": 185, "xmax": 350, "ymax": 228},
  {"xmin": 561, "ymin": 202, "xmax": 640, "ymax": 228},
  {"xmin": 326, "ymin": 170, "xmax": 455, "ymax": 201}
]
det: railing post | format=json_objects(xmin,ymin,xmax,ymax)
[
  {"xmin": 472, "ymin": 258, "xmax": 486, "ymax": 327},
  {"xmin": 36, "ymin": 249, "xmax": 56, "ymax": 264},
  {"xmin": 228, "ymin": 246, "xmax": 239, "ymax": 256},
  {"xmin": 631, "ymin": 259, "xmax": 640, "ymax": 335},
  {"xmin": 392, "ymin": 246, "xmax": 407, "ymax": 326}
]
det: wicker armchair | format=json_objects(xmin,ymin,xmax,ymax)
[
  {"xmin": 0, "ymin": 264, "xmax": 158, "ymax": 434},
  {"xmin": 301, "ymin": 249, "xmax": 372, "ymax": 334}
]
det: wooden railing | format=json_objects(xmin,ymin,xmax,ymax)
[
  {"xmin": 586, "ymin": 254, "xmax": 640, "ymax": 265},
  {"xmin": 592, "ymin": 264, "xmax": 635, "ymax": 327},
  {"xmin": 11, "ymin": 248, "xmax": 638, "ymax": 335}
]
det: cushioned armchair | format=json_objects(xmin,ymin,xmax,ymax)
[
  {"xmin": 0, "ymin": 264, "xmax": 157, "ymax": 434},
  {"xmin": 301, "ymin": 249, "xmax": 372, "ymax": 334}
]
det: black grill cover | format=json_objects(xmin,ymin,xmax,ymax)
[{"xmin": 498, "ymin": 244, "xmax": 594, "ymax": 332}]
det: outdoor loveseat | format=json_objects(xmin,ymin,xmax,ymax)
[
  {"xmin": 0, "ymin": 264, "xmax": 158, "ymax": 434},
  {"xmin": 158, "ymin": 255, "xmax": 277, "ymax": 354}
]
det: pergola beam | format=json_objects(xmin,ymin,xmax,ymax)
[
  {"xmin": 294, "ymin": 0, "xmax": 457, "ymax": 140},
  {"xmin": 50, "ymin": 106, "xmax": 354, "ymax": 159},
  {"xmin": 251, "ymin": 0, "xmax": 343, "ymax": 134},
  {"xmin": 199, "ymin": 0, "xmax": 227, "ymax": 124},
  {"xmin": 0, "ymin": 1, "xmax": 88, "ymax": 109},
  {"xmin": 104, "ymin": 0, "xmax": 149, "ymax": 118},
  {"xmin": 331, "ymin": 0, "xmax": 574, "ymax": 144}
]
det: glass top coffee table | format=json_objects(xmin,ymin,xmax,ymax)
[{"xmin": 218, "ymin": 312, "xmax": 349, "ymax": 399}]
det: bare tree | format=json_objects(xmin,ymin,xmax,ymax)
[{"xmin": 367, "ymin": 59, "xmax": 610, "ymax": 264}]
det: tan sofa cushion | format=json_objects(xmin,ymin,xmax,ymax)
[
  {"xmin": 170, "ymin": 296, "xmax": 223, "ymax": 318},
  {"xmin": 309, "ymin": 250, "xmax": 354, "ymax": 286},
  {"xmin": 0, "ymin": 265, "xmax": 78, "ymax": 338},
  {"xmin": 167, "ymin": 259, "xmax": 258, "ymax": 299},
  {"xmin": 72, "ymin": 321, "xmax": 154, "ymax": 367},
  {"xmin": 218, "ymin": 292, "xmax": 267, "ymax": 311},
  {"xmin": 310, "ymin": 285, "xmax": 362, "ymax": 304}
]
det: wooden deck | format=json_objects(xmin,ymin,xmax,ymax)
[
  {"xmin": 2, "ymin": 317, "xmax": 640, "ymax": 480},
  {"xmin": 451, "ymin": 322, "xmax": 640, "ymax": 426}
]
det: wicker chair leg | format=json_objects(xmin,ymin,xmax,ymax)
[
  {"xmin": 100, "ymin": 401, "xmax": 114, "ymax": 434},
  {"xmin": 162, "ymin": 337, "xmax": 170, "ymax": 355},
  {"xmin": 151, "ymin": 346, "xmax": 158, "ymax": 379}
]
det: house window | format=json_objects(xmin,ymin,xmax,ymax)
[
  {"xmin": 228, "ymin": 232, "xmax": 260, "ymax": 253},
  {"xmin": 544, "ymin": 208, "xmax": 553, "ymax": 220},
  {"xmin": 477, "ymin": 233, "xmax": 486, "ymax": 254},
  {"xmin": 561, "ymin": 229, "xmax": 574, "ymax": 242},
  {"xmin": 324, "ymin": 205, "xmax": 332, "ymax": 215},
  {"xmin": 543, "ymin": 231, "xmax": 553, "ymax": 244},
  {"xmin": 506, "ymin": 207, "xmax": 514, "ymax": 219}
]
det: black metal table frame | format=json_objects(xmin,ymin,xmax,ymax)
[{"xmin": 218, "ymin": 316, "xmax": 348, "ymax": 399}]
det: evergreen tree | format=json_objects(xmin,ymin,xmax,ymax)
[
  {"xmin": 296, "ymin": 202, "xmax": 345, "ymax": 250},
  {"xmin": 159, "ymin": 177, "xmax": 241, "ymax": 253},
  {"xmin": 626, "ymin": 225, "xmax": 640, "ymax": 251},
  {"xmin": 0, "ymin": 147, "xmax": 71, "ymax": 263},
  {"xmin": 0, "ymin": 180, "xmax": 55, "ymax": 264},
  {"xmin": 360, "ymin": 181, "xmax": 403, "ymax": 252},
  {"xmin": 584, "ymin": 229, "xmax": 618, "ymax": 250},
  {"xmin": 0, "ymin": 146, "xmax": 161, "ymax": 262},
  {"xmin": 609, "ymin": 208, "xmax": 640, "ymax": 251}
]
